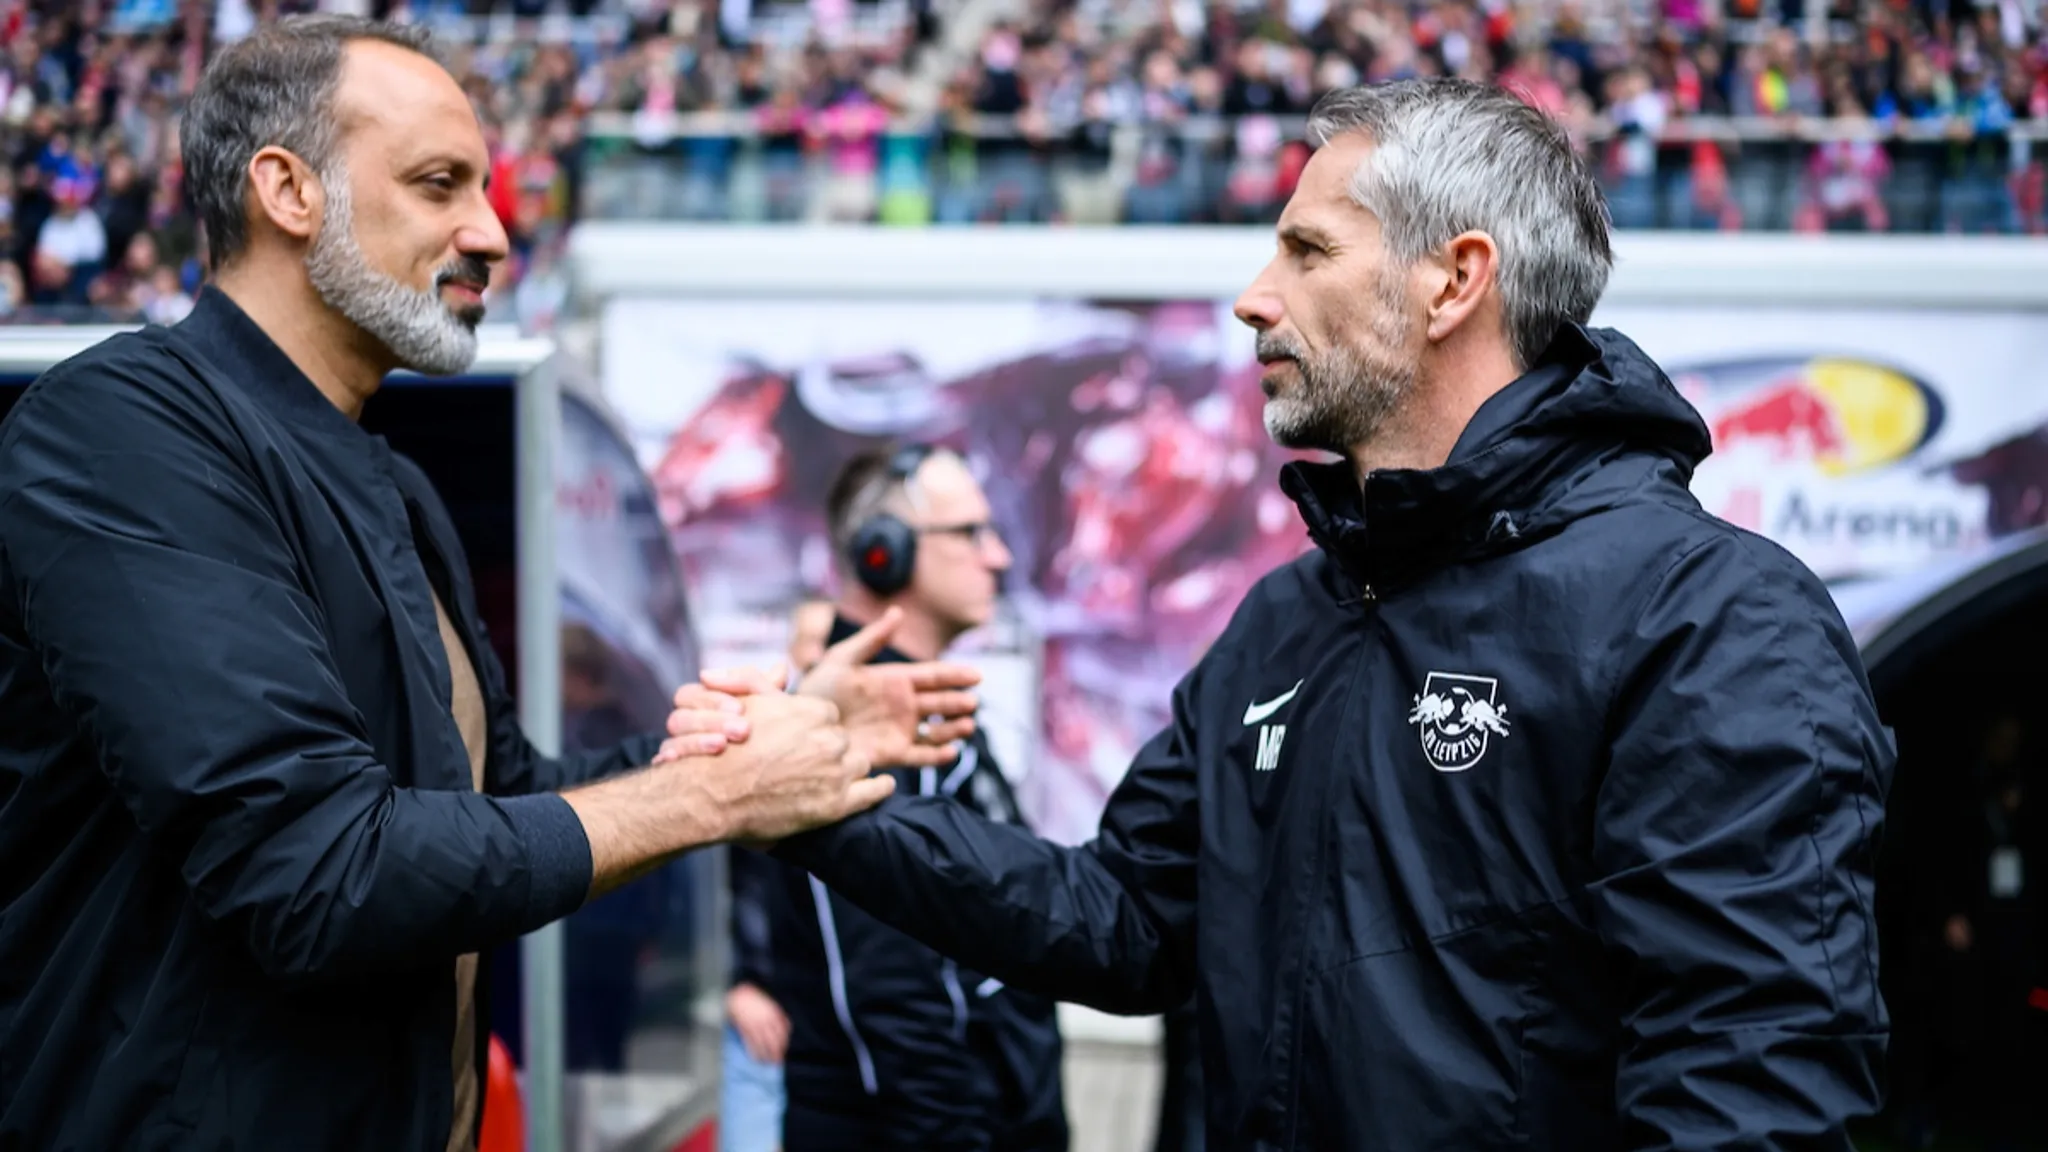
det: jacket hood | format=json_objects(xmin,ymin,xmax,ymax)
[{"xmin": 1281, "ymin": 324, "xmax": 1714, "ymax": 592}]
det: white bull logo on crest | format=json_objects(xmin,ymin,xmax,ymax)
[{"xmin": 1407, "ymin": 672, "xmax": 1511, "ymax": 772}]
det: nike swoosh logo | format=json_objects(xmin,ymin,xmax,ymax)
[{"xmin": 1243, "ymin": 681, "xmax": 1304, "ymax": 726}]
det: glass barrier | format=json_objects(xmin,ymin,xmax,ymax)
[{"xmin": 542, "ymin": 389, "xmax": 725, "ymax": 1151}]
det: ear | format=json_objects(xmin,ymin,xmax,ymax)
[
  {"xmin": 244, "ymin": 145, "xmax": 325, "ymax": 246},
  {"xmin": 1423, "ymin": 231, "xmax": 1501, "ymax": 346}
]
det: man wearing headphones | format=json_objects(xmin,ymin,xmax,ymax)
[{"xmin": 749, "ymin": 444, "xmax": 1069, "ymax": 1152}]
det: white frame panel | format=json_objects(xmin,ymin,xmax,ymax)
[{"xmin": 568, "ymin": 225, "xmax": 2048, "ymax": 312}]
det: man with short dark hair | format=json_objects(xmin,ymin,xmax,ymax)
[
  {"xmin": 688, "ymin": 78, "xmax": 1896, "ymax": 1150},
  {"xmin": 0, "ymin": 17, "xmax": 974, "ymax": 1151}
]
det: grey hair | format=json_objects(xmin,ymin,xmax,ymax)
[
  {"xmin": 180, "ymin": 15, "xmax": 448, "ymax": 271},
  {"xmin": 1305, "ymin": 78, "xmax": 1613, "ymax": 372}
]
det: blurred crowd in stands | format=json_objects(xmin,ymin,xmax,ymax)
[
  {"xmin": 580, "ymin": 0, "xmax": 2048, "ymax": 232},
  {"xmin": 0, "ymin": 0, "xmax": 2042, "ymax": 327}
]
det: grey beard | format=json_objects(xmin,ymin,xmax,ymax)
[
  {"xmin": 305, "ymin": 168, "xmax": 481, "ymax": 377},
  {"xmin": 1262, "ymin": 341, "xmax": 1416, "ymax": 455},
  {"xmin": 1258, "ymin": 269, "xmax": 1418, "ymax": 456}
]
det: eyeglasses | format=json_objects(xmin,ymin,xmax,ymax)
[{"xmin": 917, "ymin": 520, "xmax": 1004, "ymax": 548}]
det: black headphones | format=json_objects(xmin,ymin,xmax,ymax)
[{"xmin": 845, "ymin": 443, "xmax": 937, "ymax": 597}]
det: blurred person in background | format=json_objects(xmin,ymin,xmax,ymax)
[
  {"xmin": 30, "ymin": 174, "xmax": 103, "ymax": 306},
  {"xmin": 726, "ymin": 840, "xmax": 794, "ymax": 1152},
  {"xmin": 718, "ymin": 595, "xmax": 837, "ymax": 1152},
  {"xmin": 706, "ymin": 446, "xmax": 1069, "ymax": 1152},
  {"xmin": 0, "ymin": 17, "xmax": 976, "ymax": 1150},
  {"xmin": 788, "ymin": 596, "xmax": 840, "ymax": 675},
  {"xmin": 685, "ymin": 77, "xmax": 1895, "ymax": 1150}
]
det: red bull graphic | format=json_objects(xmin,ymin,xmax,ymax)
[
  {"xmin": 1712, "ymin": 380, "xmax": 1848, "ymax": 463},
  {"xmin": 1673, "ymin": 355, "xmax": 1945, "ymax": 476},
  {"xmin": 1670, "ymin": 353, "xmax": 1995, "ymax": 582}
]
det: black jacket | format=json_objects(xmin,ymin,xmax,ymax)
[
  {"xmin": 781, "ymin": 326, "xmax": 1895, "ymax": 1151},
  {"xmin": 738, "ymin": 617, "xmax": 1066, "ymax": 1150},
  {"xmin": 0, "ymin": 288, "xmax": 652, "ymax": 1150}
]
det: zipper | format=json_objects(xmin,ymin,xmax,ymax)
[
  {"xmin": 941, "ymin": 960, "xmax": 969, "ymax": 1040},
  {"xmin": 809, "ymin": 876, "xmax": 880, "ymax": 1095},
  {"xmin": 1280, "ymin": 610, "xmax": 1379, "ymax": 1146}
]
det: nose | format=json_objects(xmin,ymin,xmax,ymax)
[
  {"xmin": 983, "ymin": 527, "xmax": 1013, "ymax": 573},
  {"xmin": 457, "ymin": 190, "xmax": 510, "ymax": 268},
  {"xmin": 1233, "ymin": 261, "xmax": 1282, "ymax": 332}
]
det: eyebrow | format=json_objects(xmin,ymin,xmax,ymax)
[
  {"xmin": 404, "ymin": 153, "xmax": 483, "ymax": 185},
  {"xmin": 1278, "ymin": 222, "xmax": 1335, "ymax": 250}
]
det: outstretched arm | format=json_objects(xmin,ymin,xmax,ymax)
[{"xmin": 774, "ymin": 670, "xmax": 1204, "ymax": 1015}]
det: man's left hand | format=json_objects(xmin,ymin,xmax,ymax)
[
  {"xmin": 797, "ymin": 607, "xmax": 982, "ymax": 768},
  {"xmin": 679, "ymin": 607, "xmax": 982, "ymax": 770},
  {"xmin": 651, "ymin": 679, "xmax": 765, "ymax": 763}
]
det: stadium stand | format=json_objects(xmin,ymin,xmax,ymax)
[{"xmin": 0, "ymin": 0, "xmax": 2041, "ymax": 329}]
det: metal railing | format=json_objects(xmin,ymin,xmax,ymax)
[
  {"xmin": 401, "ymin": 3, "xmax": 916, "ymax": 53},
  {"xmin": 573, "ymin": 110, "xmax": 2048, "ymax": 232}
]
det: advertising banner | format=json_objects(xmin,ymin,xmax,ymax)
[
  {"xmin": 1601, "ymin": 306, "xmax": 2048, "ymax": 587},
  {"xmin": 601, "ymin": 297, "xmax": 2048, "ymax": 841},
  {"xmin": 602, "ymin": 297, "xmax": 1312, "ymax": 843}
]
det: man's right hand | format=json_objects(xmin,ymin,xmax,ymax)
[
  {"xmin": 562, "ymin": 690, "xmax": 893, "ymax": 899},
  {"xmin": 698, "ymin": 691, "xmax": 895, "ymax": 844}
]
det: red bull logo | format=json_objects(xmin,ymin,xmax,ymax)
[
  {"xmin": 1407, "ymin": 672, "xmax": 1511, "ymax": 773},
  {"xmin": 1673, "ymin": 356, "xmax": 1944, "ymax": 477}
]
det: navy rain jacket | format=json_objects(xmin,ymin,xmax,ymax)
[
  {"xmin": 0, "ymin": 288, "xmax": 637, "ymax": 1150},
  {"xmin": 781, "ymin": 324, "xmax": 1895, "ymax": 1151}
]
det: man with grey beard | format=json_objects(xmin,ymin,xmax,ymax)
[
  {"xmin": 0, "ymin": 16, "xmax": 980, "ymax": 1152},
  {"xmin": 697, "ymin": 78, "xmax": 1896, "ymax": 1151}
]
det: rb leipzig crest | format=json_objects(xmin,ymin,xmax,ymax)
[{"xmin": 1406, "ymin": 672, "xmax": 1511, "ymax": 773}]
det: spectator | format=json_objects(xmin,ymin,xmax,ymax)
[
  {"xmin": 0, "ymin": 0, "xmax": 2038, "ymax": 323},
  {"xmin": 32, "ymin": 176, "xmax": 105, "ymax": 306},
  {"xmin": 1792, "ymin": 72, "xmax": 1893, "ymax": 230},
  {"xmin": 0, "ymin": 0, "xmax": 624, "ymax": 326},
  {"xmin": 806, "ymin": 80, "xmax": 888, "ymax": 223}
]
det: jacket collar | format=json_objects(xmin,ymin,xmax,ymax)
[
  {"xmin": 827, "ymin": 613, "xmax": 912, "ymax": 665},
  {"xmin": 170, "ymin": 285, "xmax": 370, "ymax": 441},
  {"xmin": 1281, "ymin": 323, "xmax": 1714, "ymax": 594}
]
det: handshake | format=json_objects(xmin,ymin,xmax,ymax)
[{"xmin": 647, "ymin": 607, "xmax": 982, "ymax": 846}]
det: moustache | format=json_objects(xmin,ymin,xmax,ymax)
[
  {"xmin": 1255, "ymin": 333, "xmax": 1304, "ymax": 363},
  {"xmin": 435, "ymin": 256, "xmax": 492, "ymax": 292}
]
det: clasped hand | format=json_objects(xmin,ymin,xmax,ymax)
[{"xmin": 651, "ymin": 607, "xmax": 983, "ymax": 831}]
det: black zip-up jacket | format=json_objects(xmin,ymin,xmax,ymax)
[
  {"xmin": 738, "ymin": 617, "xmax": 1066, "ymax": 1151},
  {"xmin": 780, "ymin": 324, "xmax": 1895, "ymax": 1151},
  {"xmin": 0, "ymin": 288, "xmax": 644, "ymax": 1150}
]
